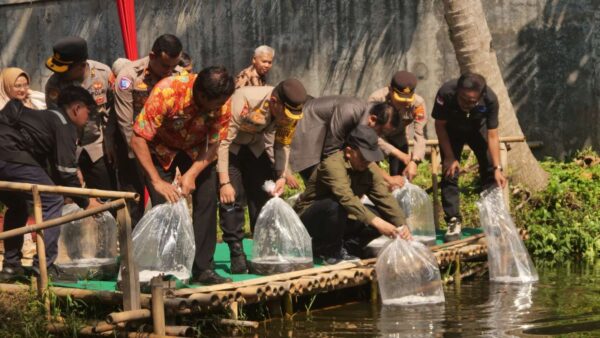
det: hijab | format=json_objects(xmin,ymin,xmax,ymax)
[{"xmin": 0, "ymin": 67, "xmax": 34, "ymax": 110}]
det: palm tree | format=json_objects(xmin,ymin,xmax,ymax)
[{"xmin": 442, "ymin": 0, "xmax": 548, "ymax": 192}]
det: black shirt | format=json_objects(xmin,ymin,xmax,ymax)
[
  {"xmin": 0, "ymin": 100, "xmax": 87, "ymax": 207},
  {"xmin": 431, "ymin": 79, "xmax": 499, "ymax": 132}
]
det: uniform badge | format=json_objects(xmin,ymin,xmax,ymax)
[
  {"xmin": 93, "ymin": 81, "xmax": 103, "ymax": 90},
  {"xmin": 436, "ymin": 95, "xmax": 444, "ymax": 106},
  {"xmin": 95, "ymin": 96, "xmax": 106, "ymax": 105},
  {"xmin": 477, "ymin": 105, "xmax": 487, "ymax": 112},
  {"xmin": 119, "ymin": 78, "xmax": 132, "ymax": 90}
]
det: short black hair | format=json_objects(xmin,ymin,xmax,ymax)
[
  {"xmin": 57, "ymin": 85, "xmax": 96, "ymax": 108},
  {"xmin": 368, "ymin": 102, "xmax": 400, "ymax": 128},
  {"xmin": 457, "ymin": 72, "xmax": 487, "ymax": 93},
  {"xmin": 193, "ymin": 66, "xmax": 235, "ymax": 100},
  {"xmin": 179, "ymin": 52, "xmax": 192, "ymax": 68},
  {"xmin": 151, "ymin": 34, "xmax": 183, "ymax": 58}
]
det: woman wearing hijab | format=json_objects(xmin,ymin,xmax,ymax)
[
  {"xmin": 0, "ymin": 67, "xmax": 45, "ymax": 110},
  {"xmin": 0, "ymin": 67, "xmax": 45, "ymax": 270}
]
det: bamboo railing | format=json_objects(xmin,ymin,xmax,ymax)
[{"xmin": 0, "ymin": 181, "xmax": 141, "ymax": 313}]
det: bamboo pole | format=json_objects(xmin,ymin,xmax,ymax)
[
  {"xmin": 228, "ymin": 301, "xmax": 239, "ymax": 320},
  {"xmin": 431, "ymin": 146, "xmax": 441, "ymax": 230},
  {"xmin": 172, "ymin": 261, "xmax": 364, "ymax": 297},
  {"xmin": 429, "ymin": 234, "xmax": 485, "ymax": 252},
  {"xmin": 31, "ymin": 186, "xmax": 50, "ymax": 316},
  {"xmin": 165, "ymin": 326, "xmax": 195, "ymax": 336},
  {"xmin": 500, "ymin": 142, "xmax": 510, "ymax": 210},
  {"xmin": 92, "ymin": 322, "xmax": 118, "ymax": 334},
  {"xmin": 188, "ymin": 292, "xmax": 221, "ymax": 307},
  {"xmin": 0, "ymin": 198, "xmax": 127, "ymax": 241},
  {"xmin": 116, "ymin": 204, "xmax": 141, "ymax": 311},
  {"xmin": 219, "ymin": 319, "xmax": 259, "ymax": 329},
  {"xmin": 283, "ymin": 293, "xmax": 293, "ymax": 317},
  {"xmin": 0, "ymin": 181, "xmax": 139, "ymax": 200},
  {"xmin": 106, "ymin": 309, "xmax": 152, "ymax": 324},
  {"xmin": 151, "ymin": 277, "xmax": 166, "ymax": 336},
  {"xmin": 164, "ymin": 298, "xmax": 188, "ymax": 311},
  {"xmin": 406, "ymin": 136, "xmax": 525, "ymax": 147}
]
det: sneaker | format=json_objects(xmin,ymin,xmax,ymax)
[
  {"xmin": 320, "ymin": 248, "xmax": 360, "ymax": 265},
  {"xmin": 0, "ymin": 264, "xmax": 28, "ymax": 283},
  {"xmin": 192, "ymin": 269, "xmax": 232, "ymax": 285},
  {"xmin": 444, "ymin": 217, "xmax": 462, "ymax": 243}
]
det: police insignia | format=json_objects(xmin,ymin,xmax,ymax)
[{"xmin": 119, "ymin": 78, "xmax": 132, "ymax": 90}]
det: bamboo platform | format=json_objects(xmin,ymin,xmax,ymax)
[{"xmin": 0, "ymin": 228, "xmax": 529, "ymax": 337}]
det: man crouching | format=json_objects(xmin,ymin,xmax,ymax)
[{"xmin": 294, "ymin": 125, "xmax": 411, "ymax": 264}]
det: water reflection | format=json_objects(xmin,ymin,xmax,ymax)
[
  {"xmin": 377, "ymin": 303, "xmax": 445, "ymax": 337},
  {"xmin": 481, "ymin": 282, "xmax": 536, "ymax": 336},
  {"xmin": 256, "ymin": 263, "xmax": 600, "ymax": 337}
]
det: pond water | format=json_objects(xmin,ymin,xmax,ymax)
[{"xmin": 256, "ymin": 261, "xmax": 600, "ymax": 337}]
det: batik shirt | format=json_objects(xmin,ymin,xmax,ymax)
[
  {"xmin": 235, "ymin": 65, "xmax": 267, "ymax": 89},
  {"xmin": 133, "ymin": 74, "xmax": 231, "ymax": 170}
]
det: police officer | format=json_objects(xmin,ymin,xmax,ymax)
[
  {"xmin": 432, "ymin": 72, "xmax": 507, "ymax": 242},
  {"xmin": 368, "ymin": 71, "xmax": 427, "ymax": 181},
  {"xmin": 45, "ymin": 37, "xmax": 116, "ymax": 192},
  {"xmin": 218, "ymin": 79, "xmax": 308, "ymax": 274},
  {"xmin": 114, "ymin": 34, "xmax": 183, "ymax": 224},
  {"xmin": 0, "ymin": 86, "xmax": 96, "ymax": 282}
]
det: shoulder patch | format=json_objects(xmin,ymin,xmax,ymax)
[
  {"xmin": 48, "ymin": 88, "xmax": 60, "ymax": 101},
  {"xmin": 435, "ymin": 95, "xmax": 444, "ymax": 106},
  {"xmin": 119, "ymin": 77, "xmax": 132, "ymax": 90}
]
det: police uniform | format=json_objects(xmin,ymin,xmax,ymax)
[
  {"xmin": 0, "ymin": 100, "xmax": 88, "ymax": 274},
  {"xmin": 432, "ymin": 79, "xmax": 499, "ymax": 222},
  {"xmin": 45, "ymin": 59, "xmax": 115, "ymax": 190},
  {"xmin": 368, "ymin": 87, "xmax": 427, "ymax": 175},
  {"xmin": 114, "ymin": 56, "xmax": 181, "ymax": 224},
  {"xmin": 217, "ymin": 80, "xmax": 307, "ymax": 272}
]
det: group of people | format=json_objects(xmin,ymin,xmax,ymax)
[{"xmin": 0, "ymin": 33, "xmax": 506, "ymax": 285}]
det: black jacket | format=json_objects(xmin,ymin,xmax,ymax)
[{"xmin": 0, "ymin": 99, "xmax": 87, "ymax": 207}]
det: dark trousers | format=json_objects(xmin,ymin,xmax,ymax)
[
  {"xmin": 219, "ymin": 146, "xmax": 273, "ymax": 244},
  {"xmin": 0, "ymin": 160, "xmax": 63, "ymax": 268},
  {"xmin": 144, "ymin": 152, "xmax": 218, "ymax": 272},
  {"xmin": 298, "ymin": 164, "xmax": 317, "ymax": 183},
  {"xmin": 440, "ymin": 126, "xmax": 495, "ymax": 222},
  {"xmin": 299, "ymin": 197, "xmax": 380, "ymax": 258},
  {"xmin": 387, "ymin": 139, "xmax": 410, "ymax": 176},
  {"xmin": 115, "ymin": 134, "xmax": 145, "ymax": 226},
  {"xmin": 78, "ymin": 151, "xmax": 115, "ymax": 191}
]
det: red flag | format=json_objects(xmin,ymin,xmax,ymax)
[{"xmin": 116, "ymin": 0, "xmax": 139, "ymax": 60}]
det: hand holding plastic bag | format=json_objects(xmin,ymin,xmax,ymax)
[
  {"xmin": 250, "ymin": 181, "xmax": 313, "ymax": 275},
  {"xmin": 477, "ymin": 187, "xmax": 538, "ymax": 283},
  {"xmin": 392, "ymin": 180, "xmax": 436, "ymax": 245},
  {"xmin": 131, "ymin": 198, "xmax": 195, "ymax": 282},
  {"xmin": 376, "ymin": 237, "xmax": 445, "ymax": 305}
]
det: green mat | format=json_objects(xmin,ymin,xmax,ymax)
[{"xmin": 52, "ymin": 228, "xmax": 483, "ymax": 292}]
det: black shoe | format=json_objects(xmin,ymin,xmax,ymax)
[
  {"xmin": 26, "ymin": 264, "xmax": 79, "ymax": 283},
  {"xmin": 319, "ymin": 248, "xmax": 360, "ymax": 266},
  {"xmin": 192, "ymin": 269, "xmax": 232, "ymax": 285},
  {"xmin": 0, "ymin": 264, "xmax": 28, "ymax": 282},
  {"xmin": 444, "ymin": 217, "xmax": 462, "ymax": 243},
  {"xmin": 228, "ymin": 242, "xmax": 249, "ymax": 274}
]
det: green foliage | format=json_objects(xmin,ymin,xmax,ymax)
[{"xmin": 514, "ymin": 149, "xmax": 600, "ymax": 262}]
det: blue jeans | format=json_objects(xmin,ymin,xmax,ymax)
[{"xmin": 0, "ymin": 160, "xmax": 64, "ymax": 268}]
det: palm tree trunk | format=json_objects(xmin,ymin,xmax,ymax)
[{"xmin": 442, "ymin": 0, "xmax": 548, "ymax": 192}]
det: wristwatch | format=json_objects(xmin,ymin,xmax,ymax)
[{"xmin": 493, "ymin": 165, "xmax": 503, "ymax": 172}]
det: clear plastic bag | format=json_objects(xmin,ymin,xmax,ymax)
[
  {"xmin": 131, "ymin": 198, "xmax": 195, "ymax": 283},
  {"xmin": 376, "ymin": 238, "xmax": 445, "ymax": 306},
  {"xmin": 392, "ymin": 181, "xmax": 436, "ymax": 246},
  {"xmin": 56, "ymin": 204, "xmax": 119, "ymax": 279},
  {"xmin": 477, "ymin": 187, "xmax": 538, "ymax": 283},
  {"xmin": 250, "ymin": 181, "xmax": 313, "ymax": 275}
]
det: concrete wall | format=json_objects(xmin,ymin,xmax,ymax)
[{"xmin": 0, "ymin": 0, "xmax": 598, "ymax": 159}]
